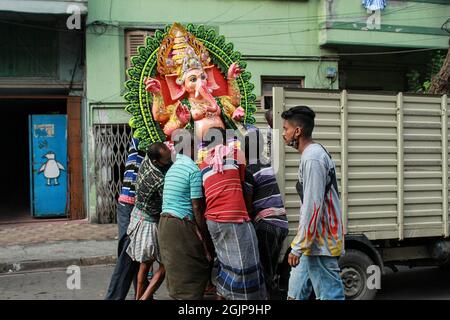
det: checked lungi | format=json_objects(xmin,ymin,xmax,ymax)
[{"xmin": 207, "ymin": 220, "xmax": 267, "ymax": 300}]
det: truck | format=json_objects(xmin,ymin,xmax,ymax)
[{"xmin": 257, "ymin": 88, "xmax": 450, "ymax": 300}]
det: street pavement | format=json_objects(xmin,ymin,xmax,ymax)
[
  {"xmin": 1, "ymin": 264, "xmax": 449, "ymax": 300},
  {"xmin": 0, "ymin": 219, "xmax": 117, "ymax": 246},
  {"xmin": 0, "ymin": 240, "xmax": 117, "ymax": 273},
  {"xmin": 1, "ymin": 220, "xmax": 449, "ymax": 300},
  {"xmin": 0, "ymin": 220, "xmax": 118, "ymax": 273}
]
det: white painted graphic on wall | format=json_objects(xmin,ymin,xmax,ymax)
[{"xmin": 39, "ymin": 152, "xmax": 66, "ymax": 186}]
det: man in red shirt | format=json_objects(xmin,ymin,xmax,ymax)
[{"xmin": 199, "ymin": 127, "xmax": 267, "ymax": 300}]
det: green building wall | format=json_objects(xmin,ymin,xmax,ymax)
[
  {"xmin": 85, "ymin": 0, "xmax": 340, "ymax": 221},
  {"xmin": 319, "ymin": 0, "xmax": 450, "ymax": 48},
  {"xmin": 86, "ymin": 0, "xmax": 341, "ymax": 102}
]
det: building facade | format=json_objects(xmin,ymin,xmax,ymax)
[
  {"xmin": 0, "ymin": 0, "xmax": 87, "ymax": 223},
  {"xmin": 85, "ymin": 0, "xmax": 449, "ymax": 223}
]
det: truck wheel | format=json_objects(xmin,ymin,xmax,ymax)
[{"xmin": 339, "ymin": 249, "xmax": 378, "ymax": 300}]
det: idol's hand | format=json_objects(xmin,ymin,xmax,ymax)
[
  {"xmin": 227, "ymin": 62, "xmax": 242, "ymax": 80},
  {"xmin": 176, "ymin": 104, "xmax": 191, "ymax": 125},
  {"xmin": 144, "ymin": 77, "xmax": 161, "ymax": 93},
  {"xmin": 232, "ymin": 106, "xmax": 245, "ymax": 121}
]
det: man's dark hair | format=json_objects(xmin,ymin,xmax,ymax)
[
  {"xmin": 281, "ymin": 105, "xmax": 316, "ymax": 139},
  {"xmin": 147, "ymin": 142, "xmax": 167, "ymax": 161}
]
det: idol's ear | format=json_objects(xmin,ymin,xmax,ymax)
[
  {"xmin": 165, "ymin": 74, "xmax": 186, "ymax": 100},
  {"xmin": 204, "ymin": 66, "xmax": 220, "ymax": 91}
]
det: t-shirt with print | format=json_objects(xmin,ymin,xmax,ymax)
[{"xmin": 290, "ymin": 143, "xmax": 344, "ymax": 257}]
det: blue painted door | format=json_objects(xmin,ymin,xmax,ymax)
[{"xmin": 29, "ymin": 115, "xmax": 67, "ymax": 217}]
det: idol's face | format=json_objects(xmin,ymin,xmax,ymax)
[{"xmin": 184, "ymin": 69, "xmax": 207, "ymax": 94}]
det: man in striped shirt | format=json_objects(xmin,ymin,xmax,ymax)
[
  {"xmin": 199, "ymin": 127, "xmax": 266, "ymax": 300},
  {"xmin": 118, "ymin": 138, "xmax": 146, "ymax": 207},
  {"xmin": 105, "ymin": 137, "xmax": 145, "ymax": 300},
  {"xmin": 243, "ymin": 127, "xmax": 288, "ymax": 297}
]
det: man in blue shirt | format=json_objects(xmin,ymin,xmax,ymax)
[{"xmin": 158, "ymin": 131, "xmax": 211, "ymax": 300}]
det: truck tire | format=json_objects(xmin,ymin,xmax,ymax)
[{"xmin": 339, "ymin": 249, "xmax": 378, "ymax": 300}]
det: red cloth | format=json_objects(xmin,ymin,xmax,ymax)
[
  {"xmin": 199, "ymin": 148, "xmax": 250, "ymax": 223},
  {"xmin": 204, "ymin": 144, "xmax": 231, "ymax": 174}
]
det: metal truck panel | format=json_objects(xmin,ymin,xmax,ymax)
[{"xmin": 266, "ymin": 88, "xmax": 449, "ymax": 242}]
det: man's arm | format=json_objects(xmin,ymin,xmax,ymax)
[
  {"xmin": 192, "ymin": 196, "xmax": 215, "ymax": 260},
  {"xmin": 190, "ymin": 168, "xmax": 207, "ymax": 232},
  {"xmin": 289, "ymin": 159, "xmax": 327, "ymax": 265},
  {"xmin": 192, "ymin": 197, "xmax": 206, "ymax": 232}
]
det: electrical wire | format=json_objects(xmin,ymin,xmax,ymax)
[
  {"xmin": 0, "ymin": 2, "xmax": 443, "ymax": 38},
  {"xmin": 211, "ymin": 2, "xmax": 435, "ymax": 26},
  {"xmin": 287, "ymin": 1, "xmax": 301, "ymax": 56},
  {"xmin": 202, "ymin": 2, "xmax": 423, "ymax": 25},
  {"xmin": 2, "ymin": 2, "xmax": 447, "ymax": 103},
  {"xmin": 2, "ymin": 15, "xmax": 444, "ymax": 50}
]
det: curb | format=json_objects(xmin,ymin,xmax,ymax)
[{"xmin": 0, "ymin": 255, "xmax": 117, "ymax": 274}]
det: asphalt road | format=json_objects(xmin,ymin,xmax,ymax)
[
  {"xmin": 0, "ymin": 264, "xmax": 449, "ymax": 300},
  {"xmin": 376, "ymin": 265, "xmax": 450, "ymax": 300}
]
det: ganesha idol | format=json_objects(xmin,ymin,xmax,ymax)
[{"xmin": 124, "ymin": 23, "xmax": 257, "ymax": 154}]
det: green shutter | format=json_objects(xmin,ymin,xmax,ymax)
[{"xmin": 0, "ymin": 22, "xmax": 58, "ymax": 77}]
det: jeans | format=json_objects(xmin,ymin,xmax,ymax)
[
  {"xmin": 288, "ymin": 255, "xmax": 345, "ymax": 300},
  {"xmin": 105, "ymin": 202, "xmax": 140, "ymax": 300}
]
